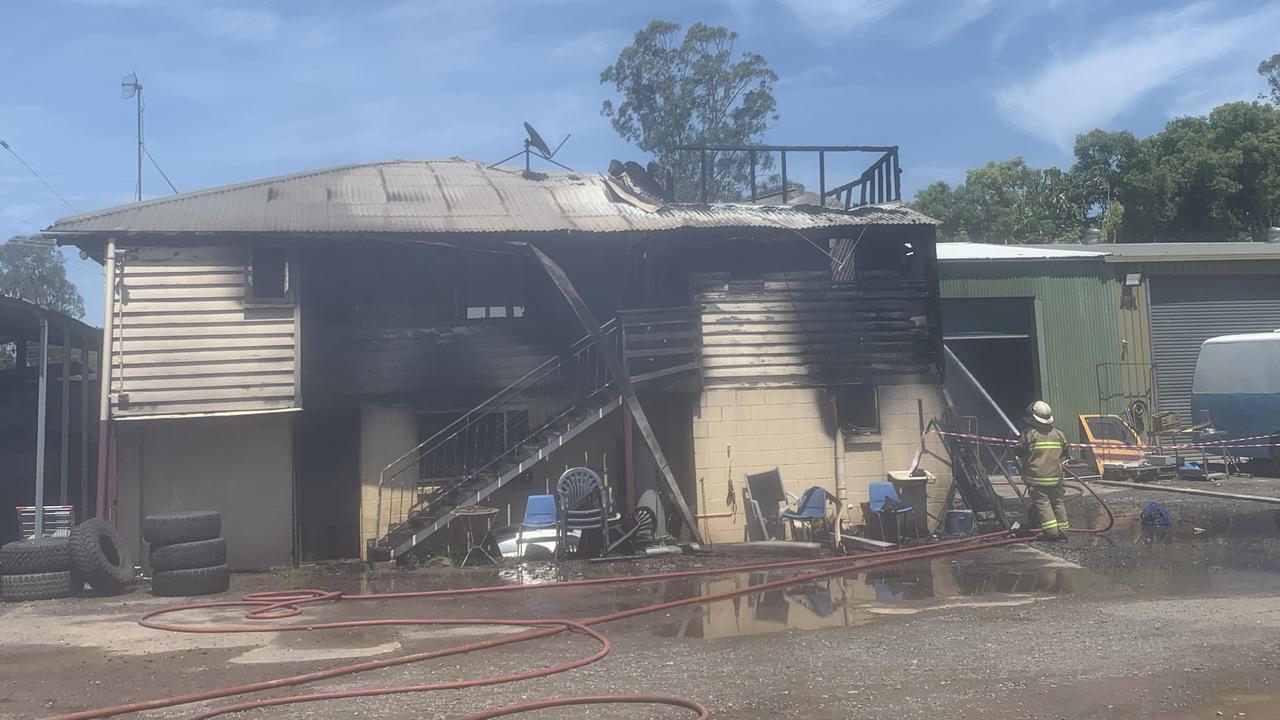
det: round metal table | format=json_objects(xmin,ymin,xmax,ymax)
[{"xmin": 454, "ymin": 505, "xmax": 500, "ymax": 567}]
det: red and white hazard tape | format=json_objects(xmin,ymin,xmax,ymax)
[{"xmin": 937, "ymin": 430, "xmax": 1278, "ymax": 453}]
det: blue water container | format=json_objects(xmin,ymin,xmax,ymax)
[{"xmin": 946, "ymin": 509, "xmax": 975, "ymax": 535}]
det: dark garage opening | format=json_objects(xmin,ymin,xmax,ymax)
[{"xmin": 947, "ymin": 336, "xmax": 1037, "ymax": 428}]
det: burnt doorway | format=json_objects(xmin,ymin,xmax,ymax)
[{"xmin": 296, "ymin": 409, "xmax": 361, "ymax": 560}]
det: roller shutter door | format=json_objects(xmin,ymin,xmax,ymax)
[{"xmin": 1149, "ymin": 276, "xmax": 1280, "ymax": 422}]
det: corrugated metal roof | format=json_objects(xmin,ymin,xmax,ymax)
[
  {"xmin": 937, "ymin": 242, "xmax": 1105, "ymax": 261},
  {"xmin": 44, "ymin": 158, "xmax": 937, "ymax": 237},
  {"xmin": 1031, "ymin": 242, "xmax": 1280, "ymax": 262},
  {"xmin": 0, "ymin": 296, "xmax": 98, "ymax": 340}
]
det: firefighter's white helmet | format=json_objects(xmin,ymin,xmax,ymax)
[{"xmin": 1028, "ymin": 401, "xmax": 1054, "ymax": 425}]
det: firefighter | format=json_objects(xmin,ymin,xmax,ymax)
[{"xmin": 1016, "ymin": 401, "xmax": 1070, "ymax": 541}]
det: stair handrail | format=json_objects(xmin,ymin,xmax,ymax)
[{"xmin": 373, "ymin": 318, "xmax": 619, "ymax": 547}]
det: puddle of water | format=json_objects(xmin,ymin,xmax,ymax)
[
  {"xmin": 644, "ymin": 554, "xmax": 1107, "ymax": 640},
  {"xmin": 1074, "ymin": 502, "xmax": 1280, "ymax": 545}
]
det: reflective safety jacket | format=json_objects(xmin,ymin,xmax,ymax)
[{"xmin": 1016, "ymin": 427, "xmax": 1069, "ymax": 486}]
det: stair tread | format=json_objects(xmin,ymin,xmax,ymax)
[{"xmin": 374, "ymin": 381, "xmax": 625, "ymax": 557}]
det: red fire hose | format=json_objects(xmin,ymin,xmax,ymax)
[
  {"xmin": 48, "ymin": 530, "xmax": 1069, "ymax": 720},
  {"xmin": 458, "ymin": 696, "xmax": 710, "ymax": 720},
  {"xmin": 1064, "ymin": 468, "xmax": 1115, "ymax": 534}
]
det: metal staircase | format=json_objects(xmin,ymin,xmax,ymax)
[{"xmin": 368, "ymin": 320, "xmax": 623, "ymax": 562}]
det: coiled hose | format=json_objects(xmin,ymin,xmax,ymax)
[{"xmin": 46, "ymin": 531, "xmax": 1039, "ymax": 720}]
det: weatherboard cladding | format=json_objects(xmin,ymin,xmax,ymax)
[
  {"xmin": 695, "ymin": 271, "xmax": 940, "ymax": 388},
  {"xmin": 44, "ymin": 159, "xmax": 936, "ymax": 237},
  {"xmin": 111, "ymin": 246, "xmax": 299, "ymax": 418}
]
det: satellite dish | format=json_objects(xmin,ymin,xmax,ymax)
[
  {"xmin": 489, "ymin": 123, "xmax": 573, "ymax": 173},
  {"xmin": 523, "ymin": 122, "xmax": 553, "ymax": 158},
  {"xmin": 121, "ymin": 72, "xmax": 140, "ymax": 99}
]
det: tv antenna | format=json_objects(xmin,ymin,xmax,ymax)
[
  {"xmin": 489, "ymin": 122, "xmax": 572, "ymax": 173},
  {"xmin": 121, "ymin": 72, "xmax": 143, "ymax": 202}
]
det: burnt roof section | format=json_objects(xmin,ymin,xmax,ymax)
[
  {"xmin": 43, "ymin": 158, "xmax": 936, "ymax": 239},
  {"xmin": 0, "ymin": 296, "xmax": 99, "ymax": 342}
]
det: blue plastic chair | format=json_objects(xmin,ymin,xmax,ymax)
[
  {"xmin": 868, "ymin": 481, "xmax": 917, "ymax": 542},
  {"xmin": 516, "ymin": 494, "xmax": 557, "ymax": 558},
  {"xmin": 780, "ymin": 486, "xmax": 832, "ymax": 541}
]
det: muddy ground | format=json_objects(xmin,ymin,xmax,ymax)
[{"xmin": 3, "ymin": 477, "xmax": 1280, "ymax": 720}]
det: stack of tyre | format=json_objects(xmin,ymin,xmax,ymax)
[
  {"xmin": 1, "ymin": 519, "xmax": 135, "ymax": 601},
  {"xmin": 145, "ymin": 511, "xmax": 229, "ymax": 596},
  {"xmin": 0, "ymin": 537, "xmax": 77, "ymax": 601}
]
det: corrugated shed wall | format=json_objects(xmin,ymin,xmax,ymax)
[
  {"xmin": 1147, "ymin": 274, "xmax": 1280, "ymax": 423},
  {"xmin": 940, "ymin": 259, "xmax": 1122, "ymax": 442},
  {"xmin": 1114, "ymin": 259, "xmax": 1280, "ymax": 423},
  {"xmin": 113, "ymin": 246, "xmax": 300, "ymax": 417}
]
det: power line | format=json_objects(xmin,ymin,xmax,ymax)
[
  {"xmin": 0, "ymin": 138, "xmax": 77, "ymax": 213},
  {"xmin": 143, "ymin": 144, "xmax": 179, "ymax": 194}
]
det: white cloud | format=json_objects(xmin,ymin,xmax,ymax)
[
  {"xmin": 778, "ymin": 64, "xmax": 839, "ymax": 87},
  {"xmin": 202, "ymin": 7, "xmax": 282, "ymax": 42},
  {"xmin": 1167, "ymin": 75, "xmax": 1270, "ymax": 119},
  {"xmin": 548, "ymin": 30, "xmax": 628, "ymax": 63},
  {"xmin": 996, "ymin": 2, "xmax": 1280, "ymax": 149},
  {"xmin": 774, "ymin": 0, "xmax": 1070, "ymax": 43},
  {"xmin": 907, "ymin": 164, "xmax": 966, "ymax": 189},
  {"xmin": 927, "ymin": 0, "xmax": 1001, "ymax": 41},
  {"xmin": 0, "ymin": 203, "xmax": 47, "ymax": 222},
  {"xmin": 777, "ymin": 0, "xmax": 912, "ymax": 37},
  {"xmin": 58, "ymin": 0, "xmax": 153, "ymax": 6}
]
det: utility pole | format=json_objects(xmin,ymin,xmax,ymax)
[{"xmin": 121, "ymin": 73, "xmax": 143, "ymax": 202}]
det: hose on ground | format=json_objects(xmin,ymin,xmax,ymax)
[
  {"xmin": 46, "ymin": 531, "xmax": 1038, "ymax": 720},
  {"xmin": 1064, "ymin": 467, "xmax": 1115, "ymax": 534}
]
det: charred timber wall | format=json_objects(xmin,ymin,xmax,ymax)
[{"xmin": 694, "ymin": 271, "xmax": 941, "ymax": 388}]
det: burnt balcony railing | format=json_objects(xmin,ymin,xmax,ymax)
[{"xmin": 668, "ymin": 144, "xmax": 901, "ymax": 207}]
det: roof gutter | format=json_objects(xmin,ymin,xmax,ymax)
[{"xmin": 1099, "ymin": 253, "xmax": 1280, "ymax": 263}]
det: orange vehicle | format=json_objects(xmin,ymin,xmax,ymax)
[{"xmin": 1078, "ymin": 414, "xmax": 1145, "ymax": 476}]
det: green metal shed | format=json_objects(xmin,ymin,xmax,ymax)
[{"xmin": 937, "ymin": 244, "xmax": 1122, "ymax": 443}]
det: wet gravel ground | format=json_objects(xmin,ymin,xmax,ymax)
[{"xmin": 3, "ymin": 479, "xmax": 1280, "ymax": 720}]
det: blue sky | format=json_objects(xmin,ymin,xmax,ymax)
[{"xmin": 4, "ymin": 0, "xmax": 1278, "ymax": 322}]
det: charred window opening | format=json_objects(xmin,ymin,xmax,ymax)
[
  {"xmin": 248, "ymin": 248, "xmax": 290, "ymax": 302},
  {"xmin": 463, "ymin": 253, "xmax": 526, "ymax": 321},
  {"xmin": 0, "ymin": 341, "xmax": 16, "ymax": 371},
  {"xmin": 856, "ymin": 238, "xmax": 918, "ymax": 278},
  {"xmin": 835, "ymin": 385, "xmax": 880, "ymax": 434}
]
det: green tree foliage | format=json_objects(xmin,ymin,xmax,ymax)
[
  {"xmin": 0, "ymin": 236, "xmax": 86, "ymax": 318},
  {"xmin": 912, "ymin": 159, "xmax": 1084, "ymax": 243},
  {"xmin": 1100, "ymin": 201, "xmax": 1125, "ymax": 243},
  {"xmin": 601, "ymin": 21, "xmax": 778, "ymax": 202},
  {"xmin": 1260, "ymin": 53, "xmax": 1280, "ymax": 105},
  {"xmin": 914, "ymin": 102, "xmax": 1280, "ymax": 243}
]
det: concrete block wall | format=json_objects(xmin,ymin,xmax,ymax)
[
  {"xmin": 359, "ymin": 405, "xmax": 419, "ymax": 556},
  {"xmin": 115, "ymin": 412, "xmax": 295, "ymax": 571},
  {"xmin": 691, "ymin": 384, "xmax": 953, "ymax": 544},
  {"xmin": 873, "ymin": 383, "xmax": 953, "ymax": 529},
  {"xmin": 692, "ymin": 388, "xmax": 838, "ymax": 543}
]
